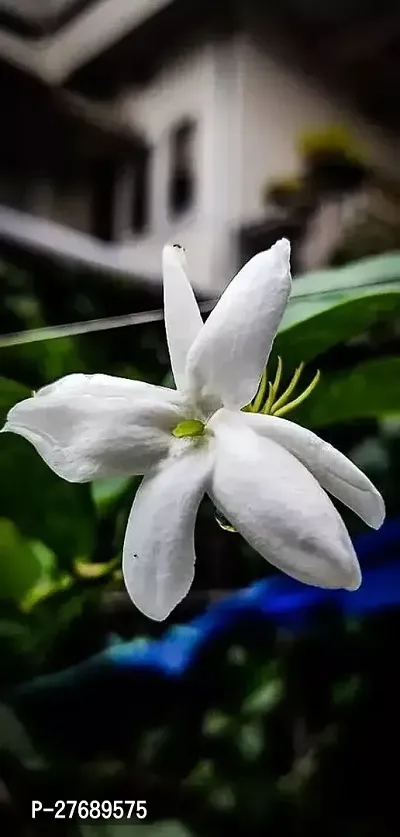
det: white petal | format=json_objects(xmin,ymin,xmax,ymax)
[
  {"xmin": 2, "ymin": 374, "xmax": 184, "ymax": 482},
  {"xmin": 34, "ymin": 372, "xmax": 183, "ymax": 404},
  {"xmin": 241, "ymin": 412, "xmax": 385, "ymax": 530},
  {"xmin": 186, "ymin": 240, "xmax": 291, "ymax": 412},
  {"xmin": 122, "ymin": 442, "xmax": 213, "ymax": 620},
  {"xmin": 163, "ymin": 245, "xmax": 204, "ymax": 392},
  {"xmin": 209, "ymin": 411, "xmax": 361, "ymax": 590}
]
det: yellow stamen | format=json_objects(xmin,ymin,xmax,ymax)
[
  {"xmin": 215, "ymin": 513, "xmax": 237, "ymax": 533},
  {"xmin": 273, "ymin": 370, "xmax": 321, "ymax": 417},
  {"xmin": 251, "ymin": 367, "xmax": 268, "ymax": 413},
  {"xmin": 262, "ymin": 382, "xmax": 275, "ymax": 414},
  {"xmin": 271, "ymin": 362, "xmax": 304, "ymax": 414},
  {"xmin": 262, "ymin": 356, "xmax": 282, "ymax": 414},
  {"xmin": 271, "ymin": 356, "xmax": 283, "ymax": 398}
]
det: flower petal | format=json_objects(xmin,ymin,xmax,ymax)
[
  {"xmin": 163, "ymin": 245, "xmax": 204, "ymax": 392},
  {"xmin": 34, "ymin": 373, "xmax": 183, "ymax": 404},
  {"xmin": 186, "ymin": 239, "xmax": 291, "ymax": 412},
  {"xmin": 209, "ymin": 411, "xmax": 361, "ymax": 590},
  {"xmin": 122, "ymin": 442, "xmax": 213, "ymax": 620},
  {"xmin": 241, "ymin": 412, "xmax": 385, "ymax": 529},
  {"xmin": 2, "ymin": 374, "xmax": 184, "ymax": 482}
]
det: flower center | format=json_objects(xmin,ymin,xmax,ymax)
[{"xmin": 172, "ymin": 418, "xmax": 206, "ymax": 438}]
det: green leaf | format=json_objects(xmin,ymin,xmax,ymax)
[
  {"xmin": 237, "ymin": 720, "xmax": 264, "ymax": 761},
  {"xmin": 293, "ymin": 357, "xmax": 400, "ymax": 427},
  {"xmin": 0, "ymin": 377, "xmax": 31, "ymax": 424},
  {"xmin": 0, "ymin": 434, "xmax": 95, "ymax": 564},
  {"xmin": 275, "ymin": 253, "xmax": 400, "ymax": 366},
  {"xmin": 0, "ymin": 703, "xmax": 40, "ymax": 761},
  {"xmin": 289, "ymin": 251, "xmax": 400, "ymax": 309},
  {"xmin": 91, "ymin": 476, "xmax": 134, "ymax": 514},
  {"xmin": 276, "ymin": 292, "xmax": 400, "ymax": 367},
  {"xmin": 242, "ymin": 678, "xmax": 284, "ymax": 716},
  {"xmin": 20, "ymin": 573, "xmax": 73, "ymax": 612},
  {"xmin": 73, "ymin": 556, "xmax": 119, "ymax": 580},
  {"xmin": 202, "ymin": 710, "xmax": 231, "ymax": 737},
  {"xmin": 0, "ymin": 519, "xmax": 44, "ymax": 601}
]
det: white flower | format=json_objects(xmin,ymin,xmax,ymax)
[{"xmin": 2, "ymin": 240, "xmax": 385, "ymax": 620}]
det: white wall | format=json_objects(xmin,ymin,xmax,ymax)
[
  {"xmin": 116, "ymin": 43, "xmax": 222, "ymax": 291},
  {"xmin": 113, "ymin": 30, "xmax": 400, "ymax": 290},
  {"xmin": 238, "ymin": 34, "xmax": 399, "ymax": 224}
]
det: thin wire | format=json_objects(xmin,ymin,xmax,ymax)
[{"xmin": 0, "ymin": 300, "xmax": 217, "ymax": 348}]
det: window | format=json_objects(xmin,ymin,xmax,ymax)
[
  {"xmin": 90, "ymin": 160, "xmax": 117, "ymax": 242},
  {"xmin": 131, "ymin": 146, "xmax": 151, "ymax": 234},
  {"xmin": 168, "ymin": 119, "xmax": 196, "ymax": 217}
]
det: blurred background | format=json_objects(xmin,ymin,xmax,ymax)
[{"xmin": 0, "ymin": 1, "xmax": 399, "ymax": 835}]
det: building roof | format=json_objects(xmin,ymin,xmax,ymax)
[
  {"xmin": 0, "ymin": 1, "xmax": 399, "ymax": 130},
  {"xmin": 67, "ymin": 0, "xmax": 400, "ymax": 132},
  {"xmin": 0, "ymin": 58, "xmax": 146, "ymax": 174},
  {"xmin": 0, "ymin": 1, "xmax": 87, "ymax": 37}
]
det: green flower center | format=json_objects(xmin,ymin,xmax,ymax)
[{"xmin": 172, "ymin": 419, "xmax": 205, "ymax": 438}]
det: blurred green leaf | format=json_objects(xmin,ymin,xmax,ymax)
[
  {"xmin": 275, "ymin": 252, "xmax": 400, "ymax": 366},
  {"xmin": 0, "ymin": 617, "xmax": 35, "ymax": 655},
  {"xmin": 0, "ymin": 337, "xmax": 87, "ymax": 388},
  {"xmin": 0, "ymin": 434, "xmax": 95, "ymax": 564},
  {"xmin": 40, "ymin": 336, "xmax": 87, "ymax": 382},
  {"xmin": 287, "ymin": 251, "xmax": 400, "ymax": 316},
  {"xmin": 185, "ymin": 760, "xmax": 215, "ymax": 790},
  {"xmin": 276, "ymin": 292, "xmax": 400, "ymax": 367},
  {"xmin": 0, "ymin": 378, "xmax": 95, "ymax": 564},
  {"xmin": 226, "ymin": 645, "xmax": 248, "ymax": 666},
  {"xmin": 293, "ymin": 356, "xmax": 400, "ymax": 427},
  {"xmin": 0, "ymin": 519, "xmax": 44, "ymax": 601},
  {"xmin": 237, "ymin": 720, "xmax": 264, "ymax": 761},
  {"xmin": 91, "ymin": 476, "xmax": 134, "ymax": 515},
  {"xmin": 242, "ymin": 678, "xmax": 284, "ymax": 716},
  {"xmin": 203, "ymin": 710, "xmax": 231, "ymax": 737},
  {"xmin": 20, "ymin": 573, "xmax": 73, "ymax": 612},
  {"xmin": 0, "ymin": 377, "xmax": 31, "ymax": 424},
  {"xmin": 0, "ymin": 343, "xmax": 51, "ymax": 390},
  {"xmin": 74, "ymin": 556, "xmax": 119, "ymax": 580},
  {"xmin": 209, "ymin": 785, "xmax": 236, "ymax": 812},
  {"xmin": 0, "ymin": 703, "xmax": 40, "ymax": 761},
  {"xmin": 350, "ymin": 437, "xmax": 390, "ymax": 473},
  {"xmin": 332, "ymin": 675, "xmax": 362, "ymax": 706}
]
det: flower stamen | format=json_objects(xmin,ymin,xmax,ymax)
[
  {"xmin": 261, "ymin": 356, "xmax": 283, "ymax": 414},
  {"xmin": 251, "ymin": 367, "xmax": 268, "ymax": 413},
  {"xmin": 271, "ymin": 362, "xmax": 304, "ymax": 414},
  {"xmin": 246, "ymin": 357, "xmax": 320, "ymax": 418},
  {"xmin": 272, "ymin": 370, "xmax": 320, "ymax": 417}
]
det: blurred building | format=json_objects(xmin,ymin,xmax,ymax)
[{"xmin": 0, "ymin": 0, "xmax": 398, "ymax": 293}]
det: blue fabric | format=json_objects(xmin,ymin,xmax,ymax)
[
  {"xmin": 108, "ymin": 517, "xmax": 400, "ymax": 676},
  {"xmin": 13, "ymin": 517, "xmax": 400, "ymax": 695}
]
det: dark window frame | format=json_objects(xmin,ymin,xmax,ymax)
[
  {"xmin": 131, "ymin": 145, "xmax": 152, "ymax": 235},
  {"xmin": 168, "ymin": 118, "xmax": 197, "ymax": 218}
]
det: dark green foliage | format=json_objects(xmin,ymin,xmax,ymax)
[{"xmin": 0, "ymin": 253, "xmax": 399, "ymax": 836}]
